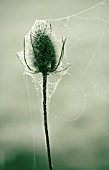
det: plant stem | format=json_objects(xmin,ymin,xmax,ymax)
[{"xmin": 43, "ymin": 74, "xmax": 52, "ymax": 170}]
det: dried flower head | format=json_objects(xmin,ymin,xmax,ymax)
[
  {"xmin": 30, "ymin": 21, "xmax": 57, "ymax": 75},
  {"xmin": 17, "ymin": 20, "xmax": 66, "ymax": 76}
]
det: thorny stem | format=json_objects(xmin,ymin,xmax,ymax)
[{"xmin": 43, "ymin": 74, "xmax": 52, "ymax": 170}]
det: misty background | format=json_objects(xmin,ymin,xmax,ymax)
[{"xmin": 0, "ymin": 0, "xmax": 109, "ymax": 170}]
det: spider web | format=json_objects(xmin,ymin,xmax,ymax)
[
  {"xmin": 17, "ymin": 0, "xmax": 109, "ymax": 169},
  {"xmin": 19, "ymin": 0, "xmax": 109, "ymax": 124}
]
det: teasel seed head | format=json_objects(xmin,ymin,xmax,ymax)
[
  {"xmin": 30, "ymin": 20, "xmax": 57, "ymax": 75},
  {"xmin": 17, "ymin": 20, "xmax": 67, "ymax": 76}
]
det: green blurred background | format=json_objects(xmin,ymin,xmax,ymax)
[{"xmin": 0, "ymin": 0, "xmax": 109, "ymax": 170}]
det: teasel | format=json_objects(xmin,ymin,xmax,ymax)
[{"xmin": 17, "ymin": 20, "xmax": 67, "ymax": 170}]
